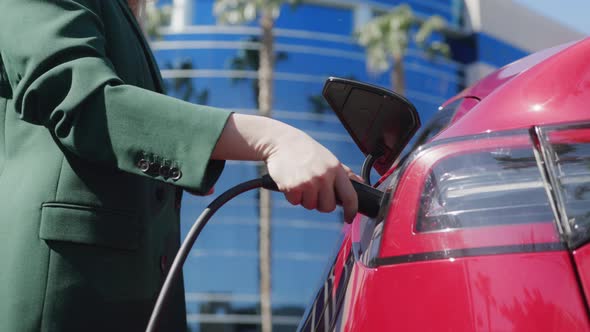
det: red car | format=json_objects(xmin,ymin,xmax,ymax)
[{"xmin": 298, "ymin": 38, "xmax": 590, "ymax": 331}]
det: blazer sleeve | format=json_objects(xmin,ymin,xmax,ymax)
[{"xmin": 0, "ymin": 0, "xmax": 232, "ymax": 193}]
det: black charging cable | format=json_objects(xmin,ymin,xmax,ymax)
[
  {"xmin": 361, "ymin": 151, "xmax": 383, "ymax": 186},
  {"xmin": 145, "ymin": 174, "xmax": 382, "ymax": 332},
  {"xmin": 145, "ymin": 175, "xmax": 277, "ymax": 332},
  {"xmin": 361, "ymin": 154, "xmax": 376, "ymax": 186}
]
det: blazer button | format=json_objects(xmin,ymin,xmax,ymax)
[
  {"xmin": 137, "ymin": 159, "xmax": 150, "ymax": 173},
  {"xmin": 160, "ymin": 164, "xmax": 171, "ymax": 178},
  {"xmin": 170, "ymin": 167, "xmax": 182, "ymax": 181}
]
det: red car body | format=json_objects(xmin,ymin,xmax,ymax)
[{"xmin": 299, "ymin": 38, "xmax": 590, "ymax": 331}]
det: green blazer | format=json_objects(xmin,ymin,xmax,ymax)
[{"xmin": 0, "ymin": 0, "xmax": 232, "ymax": 331}]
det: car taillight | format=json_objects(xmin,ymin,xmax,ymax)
[
  {"xmin": 537, "ymin": 124, "xmax": 590, "ymax": 249},
  {"xmin": 417, "ymin": 147, "xmax": 553, "ymax": 232},
  {"xmin": 378, "ymin": 131, "xmax": 563, "ymax": 262}
]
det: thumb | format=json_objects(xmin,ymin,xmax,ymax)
[{"xmin": 334, "ymin": 167, "xmax": 358, "ymax": 223}]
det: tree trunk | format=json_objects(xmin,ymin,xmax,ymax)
[
  {"xmin": 258, "ymin": 11, "xmax": 274, "ymax": 118},
  {"xmin": 258, "ymin": 8, "xmax": 275, "ymax": 332},
  {"xmin": 392, "ymin": 55, "xmax": 405, "ymax": 96}
]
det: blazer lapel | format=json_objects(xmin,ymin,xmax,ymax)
[{"xmin": 114, "ymin": 0, "xmax": 166, "ymax": 93}]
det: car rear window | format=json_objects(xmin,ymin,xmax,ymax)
[{"xmin": 405, "ymin": 98, "xmax": 465, "ymax": 153}]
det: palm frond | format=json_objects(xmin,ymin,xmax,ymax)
[
  {"xmin": 356, "ymin": 4, "xmax": 452, "ymax": 73},
  {"xmin": 415, "ymin": 15, "xmax": 447, "ymax": 47},
  {"xmin": 145, "ymin": 3, "xmax": 172, "ymax": 39},
  {"xmin": 355, "ymin": 4, "xmax": 417, "ymax": 74}
]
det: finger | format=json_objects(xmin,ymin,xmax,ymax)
[
  {"xmin": 317, "ymin": 183, "xmax": 337, "ymax": 213},
  {"xmin": 334, "ymin": 168, "xmax": 358, "ymax": 223},
  {"xmin": 301, "ymin": 183, "xmax": 319, "ymax": 210},
  {"xmin": 285, "ymin": 189, "xmax": 303, "ymax": 206},
  {"xmin": 341, "ymin": 164, "xmax": 354, "ymax": 173},
  {"xmin": 185, "ymin": 187, "xmax": 215, "ymax": 196},
  {"xmin": 342, "ymin": 164, "xmax": 365, "ymax": 183}
]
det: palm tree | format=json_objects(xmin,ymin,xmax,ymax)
[
  {"xmin": 144, "ymin": 2, "xmax": 172, "ymax": 39},
  {"xmin": 308, "ymin": 94, "xmax": 330, "ymax": 114},
  {"xmin": 164, "ymin": 59, "xmax": 210, "ymax": 105},
  {"xmin": 145, "ymin": 4, "xmax": 209, "ymax": 105},
  {"xmin": 143, "ymin": 1, "xmax": 209, "ymax": 104},
  {"xmin": 213, "ymin": 1, "xmax": 300, "ymax": 331},
  {"xmin": 229, "ymin": 36, "xmax": 288, "ymax": 109},
  {"xmin": 356, "ymin": 4, "xmax": 450, "ymax": 95}
]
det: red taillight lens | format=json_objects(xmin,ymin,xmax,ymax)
[
  {"xmin": 538, "ymin": 124, "xmax": 590, "ymax": 249},
  {"xmin": 379, "ymin": 131, "xmax": 562, "ymax": 261},
  {"xmin": 417, "ymin": 148, "xmax": 553, "ymax": 232}
]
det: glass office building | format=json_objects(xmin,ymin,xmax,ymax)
[{"xmin": 150, "ymin": 1, "xmax": 581, "ymax": 331}]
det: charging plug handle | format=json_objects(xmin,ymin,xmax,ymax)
[{"xmin": 262, "ymin": 174, "xmax": 383, "ymax": 218}]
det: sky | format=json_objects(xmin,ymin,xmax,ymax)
[{"xmin": 515, "ymin": 0, "xmax": 590, "ymax": 35}]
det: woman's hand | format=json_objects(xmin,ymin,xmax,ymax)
[
  {"xmin": 263, "ymin": 124, "xmax": 358, "ymax": 222},
  {"xmin": 212, "ymin": 113, "xmax": 359, "ymax": 222}
]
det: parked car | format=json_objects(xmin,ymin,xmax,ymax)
[{"xmin": 298, "ymin": 38, "xmax": 590, "ymax": 331}]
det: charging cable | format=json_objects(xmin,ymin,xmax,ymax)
[
  {"xmin": 145, "ymin": 174, "xmax": 382, "ymax": 331},
  {"xmin": 145, "ymin": 175, "xmax": 277, "ymax": 332}
]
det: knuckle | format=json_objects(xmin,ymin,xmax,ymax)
[
  {"xmin": 314, "ymin": 174, "xmax": 329, "ymax": 186},
  {"xmin": 328, "ymin": 161, "xmax": 341, "ymax": 173},
  {"xmin": 285, "ymin": 195, "xmax": 299, "ymax": 205},
  {"xmin": 302, "ymin": 202, "xmax": 315, "ymax": 210},
  {"xmin": 319, "ymin": 204, "xmax": 336, "ymax": 213},
  {"xmin": 284, "ymin": 186, "xmax": 301, "ymax": 195},
  {"xmin": 301, "ymin": 194, "xmax": 317, "ymax": 210},
  {"xmin": 300, "ymin": 179, "xmax": 315, "ymax": 190}
]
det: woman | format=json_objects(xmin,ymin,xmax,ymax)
[{"xmin": 0, "ymin": 0, "xmax": 358, "ymax": 331}]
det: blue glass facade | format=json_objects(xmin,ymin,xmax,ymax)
[{"xmin": 150, "ymin": 1, "xmax": 530, "ymax": 331}]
